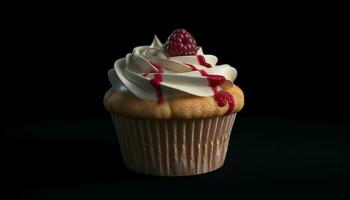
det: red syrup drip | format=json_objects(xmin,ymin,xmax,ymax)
[
  {"xmin": 143, "ymin": 62, "xmax": 164, "ymax": 104},
  {"xmin": 214, "ymin": 91, "xmax": 235, "ymax": 114},
  {"xmin": 199, "ymin": 70, "xmax": 235, "ymax": 115},
  {"xmin": 199, "ymin": 70, "xmax": 225, "ymax": 92},
  {"xmin": 197, "ymin": 55, "xmax": 212, "ymax": 68},
  {"xmin": 150, "ymin": 62, "xmax": 163, "ymax": 72},
  {"xmin": 184, "ymin": 63, "xmax": 198, "ymax": 71},
  {"xmin": 150, "ymin": 74, "xmax": 164, "ymax": 104},
  {"xmin": 143, "ymin": 62, "xmax": 163, "ymax": 77}
]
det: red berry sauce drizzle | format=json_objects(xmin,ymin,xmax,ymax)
[
  {"xmin": 185, "ymin": 57, "xmax": 235, "ymax": 115},
  {"xmin": 197, "ymin": 55, "xmax": 212, "ymax": 68},
  {"xmin": 184, "ymin": 63, "xmax": 197, "ymax": 71},
  {"xmin": 144, "ymin": 57, "xmax": 235, "ymax": 113},
  {"xmin": 143, "ymin": 62, "xmax": 163, "ymax": 77},
  {"xmin": 143, "ymin": 62, "xmax": 164, "ymax": 104},
  {"xmin": 150, "ymin": 74, "xmax": 163, "ymax": 104}
]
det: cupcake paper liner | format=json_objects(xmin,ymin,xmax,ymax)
[{"xmin": 111, "ymin": 113, "xmax": 236, "ymax": 176}]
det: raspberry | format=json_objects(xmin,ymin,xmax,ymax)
[{"xmin": 163, "ymin": 29, "xmax": 198, "ymax": 56}]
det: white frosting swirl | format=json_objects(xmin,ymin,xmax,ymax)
[{"xmin": 108, "ymin": 36, "xmax": 237, "ymax": 101}]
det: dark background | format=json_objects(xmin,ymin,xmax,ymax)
[
  {"xmin": 4, "ymin": 2, "xmax": 350, "ymax": 199},
  {"xmin": 4, "ymin": 2, "xmax": 349, "ymax": 123}
]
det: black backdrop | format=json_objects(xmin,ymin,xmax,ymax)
[
  {"xmin": 4, "ymin": 3, "xmax": 349, "ymax": 123},
  {"xmin": 4, "ymin": 2, "xmax": 350, "ymax": 199}
]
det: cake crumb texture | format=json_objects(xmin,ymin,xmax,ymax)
[{"xmin": 104, "ymin": 85, "xmax": 244, "ymax": 119}]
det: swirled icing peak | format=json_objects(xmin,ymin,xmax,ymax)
[{"xmin": 108, "ymin": 32, "xmax": 237, "ymax": 106}]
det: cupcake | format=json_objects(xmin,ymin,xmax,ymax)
[{"xmin": 104, "ymin": 29, "xmax": 244, "ymax": 176}]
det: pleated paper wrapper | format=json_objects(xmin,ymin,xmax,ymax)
[{"xmin": 111, "ymin": 113, "xmax": 237, "ymax": 176}]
